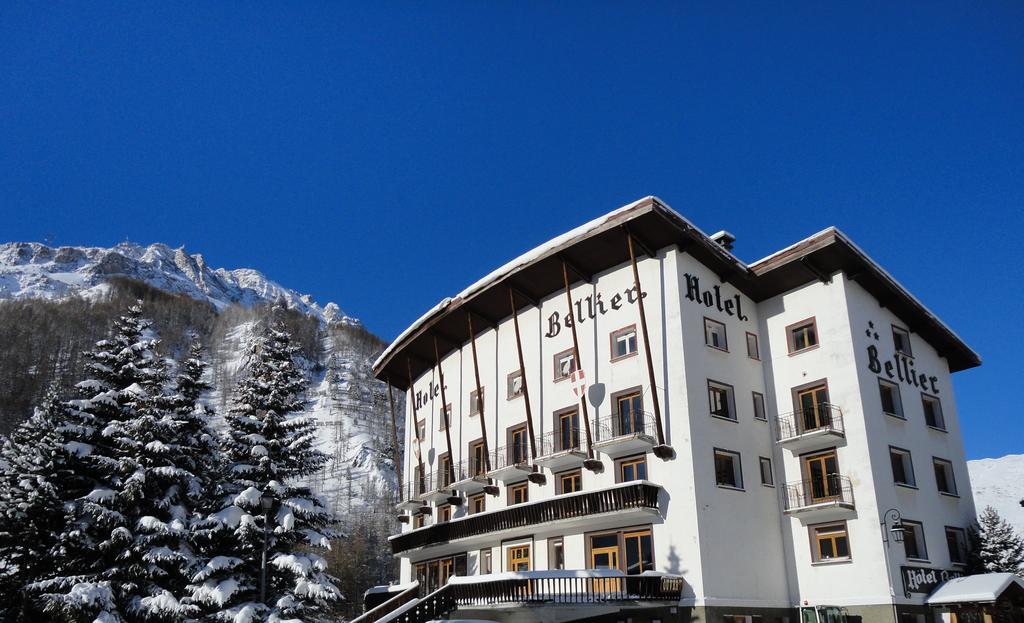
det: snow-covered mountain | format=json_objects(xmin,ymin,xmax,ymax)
[
  {"xmin": 968, "ymin": 454, "xmax": 1024, "ymax": 536},
  {"xmin": 0, "ymin": 241, "xmax": 400, "ymax": 521},
  {"xmin": 0, "ymin": 241, "xmax": 355, "ymax": 324}
]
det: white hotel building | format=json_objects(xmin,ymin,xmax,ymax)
[{"xmin": 366, "ymin": 197, "xmax": 982, "ymax": 623}]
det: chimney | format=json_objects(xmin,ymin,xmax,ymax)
[{"xmin": 710, "ymin": 230, "xmax": 736, "ymax": 251}]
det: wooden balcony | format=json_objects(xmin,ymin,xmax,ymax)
[
  {"xmin": 775, "ymin": 403, "xmax": 845, "ymax": 452},
  {"xmin": 390, "ymin": 481, "xmax": 662, "ymax": 555}
]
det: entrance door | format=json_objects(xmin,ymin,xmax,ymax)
[
  {"xmin": 804, "ymin": 451, "xmax": 841, "ymax": 503},
  {"xmin": 590, "ymin": 534, "xmax": 621, "ymax": 592},
  {"xmin": 507, "ymin": 545, "xmax": 531, "ymax": 572},
  {"xmin": 797, "ymin": 386, "xmax": 831, "ymax": 433}
]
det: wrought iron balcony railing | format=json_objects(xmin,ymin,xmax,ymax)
[
  {"xmin": 775, "ymin": 403, "xmax": 844, "ymax": 442},
  {"xmin": 593, "ymin": 411, "xmax": 658, "ymax": 443},
  {"xmin": 782, "ymin": 474, "xmax": 855, "ymax": 512},
  {"xmin": 537, "ymin": 427, "xmax": 585, "ymax": 457}
]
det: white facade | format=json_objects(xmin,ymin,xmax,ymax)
[{"xmin": 374, "ymin": 197, "xmax": 980, "ymax": 623}]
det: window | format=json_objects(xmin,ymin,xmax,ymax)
[
  {"xmin": 438, "ymin": 504, "xmax": 452, "ymax": 523},
  {"xmin": 553, "ymin": 348, "xmax": 576, "ymax": 381},
  {"xmin": 746, "ymin": 332, "xmax": 760, "ymax": 360},
  {"xmin": 623, "ymin": 529, "xmax": 655, "ymax": 574},
  {"xmin": 611, "ymin": 325, "xmax": 638, "ymax": 360},
  {"xmin": 549, "ymin": 538, "xmax": 565, "ymax": 570},
  {"xmin": 787, "ymin": 317, "xmax": 818, "ymax": 353},
  {"xmin": 708, "ymin": 380, "xmax": 736, "ymax": 421},
  {"xmin": 507, "ymin": 544, "xmax": 531, "ymax": 572},
  {"xmin": 616, "ymin": 391, "xmax": 645, "ymax": 435},
  {"xmin": 922, "ymin": 394, "xmax": 945, "ymax": 430},
  {"xmin": 902, "ymin": 520, "xmax": 928, "ymax": 561},
  {"xmin": 469, "ymin": 493, "xmax": 485, "ymax": 515},
  {"xmin": 557, "ymin": 469, "xmax": 582, "ymax": 494},
  {"xmin": 811, "ymin": 522, "xmax": 851, "ymax": 562},
  {"xmin": 945, "ymin": 527, "xmax": 968, "ymax": 565},
  {"xmin": 893, "ymin": 326, "xmax": 913, "ymax": 357},
  {"xmin": 416, "ymin": 418, "xmax": 426, "ymax": 441},
  {"xmin": 469, "ymin": 440, "xmax": 487, "ymax": 476},
  {"xmin": 890, "ymin": 447, "xmax": 916, "ymax": 487},
  {"xmin": 795, "ymin": 384, "xmax": 831, "ymax": 433},
  {"xmin": 469, "ymin": 387, "xmax": 484, "ymax": 416},
  {"xmin": 879, "ymin": 379, "xmax": 904, "ymax": 418},
  {"xmin": 588, "ymin": 528, "xmax": 655, "ymax": 575},
  {"xmin": 752, "ymin": 392, "xmax": 766, "ymax": 421},
  {"xmin": 508, "ymin": 481, "xmax": 529, "ymax": 505},
  {"xmin": 414, "ymin": 513, "xmax": 425, "ymax": 529},
  {"xmin": 617, "ymin": 455, "xmax": 648, "ymax": 483},
  {"xmin": 714, "ymin": 449, "xmax": 743, "ymax": 489},
  {"xmin": 438, "ymin": 404, "xmax": 452, "ymax": 431},
  {"xmin": 508, "ymin": 425, "xmax": 528, "ymax": 466},
  {"xmin": 556, "ymin": 407, "xmax": 581, "ymax": 452},
  {"xmin": 479, "ymin": 548, "xmax": 492, "ymax": 574},
  {"xmin": 704, "ymin": 317, "xmax": 728, "ymax": 351},
  {"xmin": 759, "ymin": 457, "xmax": 774, "ymax": 486},
  {"xmin": 933, "ymin": 458, "xmax": 958, "ymax": 495},
  {"xmin": 438, "ymin": 452, "xmax": 453, "ymax": 489},
  {"xmin": 507, "ymin": 371, "xmax": 524, "ymax": 399}
]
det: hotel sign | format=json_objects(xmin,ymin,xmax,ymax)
[
  {"xmin": 683, "ymin": 274, "xmax": 749, "ymax": 322},
  {"xmin": 900, "ymin": 565, "xmax": 964, "ymax": 596}
]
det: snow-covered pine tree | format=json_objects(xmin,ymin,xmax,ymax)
[
  {"xmin": 0, "ymin": 387, "xmax": 78, "ymax": 619},
  {"xmin": 190, "ymin": 320, "xmax": 340, "ymax": 622},
  {"xmin": 29, "ymin": 302, "xmax": 202, "ymax": 622},
  {"xmin": 968, "ymin": 506, "xmax": 1024, "ymax": 576}
]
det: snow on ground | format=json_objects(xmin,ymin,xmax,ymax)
[{"xmin": 968, "ymin": 454, "xmax": 1024, "ymax": 536}]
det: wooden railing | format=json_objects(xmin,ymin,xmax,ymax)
[
  {"xmin": 391, "ymin": 482, "xmax": 661, "ymax": 554},
  {"xmin": 356, "ymin": 572, "xmax": 684, "ymax": 623}
]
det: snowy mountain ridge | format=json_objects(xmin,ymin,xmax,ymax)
[
  {"xmin": 968, "ymin": 454, "xmax": 1024, "ymax": 536},
  {"xmin": 0, "ymin": 241, "xmax": 356, "ymax": 325}
]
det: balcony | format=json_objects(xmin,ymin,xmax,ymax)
[
  {"xmin": 782, "ymin": 474, "xmax": 855, "ymax": 519},
  {"xmin": 396, "ymin": 478, "xmax": 432, "ymax": 514},
  {"xmin": 592, "ymin": 412, "xmax": 658, "ymax": 457},
  {"xmin": 775, "ymin": 404, "xmax": 845, "ymax": 452},
  {"xmin": 450, "ymin": 457, "xmax": 494, "ymax": 495},
  {"xmin": 535, "ymin": 429, "xmax": 588, "ymax": 471},
  {"xmin": 486, "ymin": 443, "xmax": 534, "ymax": 482},
  {"xmin": 390, "ymin": 481, "xmax": 661, "ymax": 554}
]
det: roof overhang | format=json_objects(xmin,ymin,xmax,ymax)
[
  {"xmin": 374, "ymin": 197, "xmax": 980, "ymax": 390},
  {"xmin": 927, "ymin": 573, "xmax": 1024, "ymax": 605}
]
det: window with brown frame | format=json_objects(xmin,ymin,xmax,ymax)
[
  {"xmin": 811, "ymin": 522, "xmax": 851, "ymax": 562},
  {"xmin": 414, "ymin": 514, "xmax": 425, "ymax": 529},
  {"xmin": 611, "ymin": 325, "xmax": 638, "ymax": 360},
  {"xmin": 553, "ymin": 348, "xmax": 576, "ymax": 381},
  {"xmin": 617, "ymin": 455, "xmax": 647, "ymax": 483},
  {"xmin": 479, "ymin": 548, "xmax": 492, "ymax": 574},
  {"xmin": 746, "ymin": 332, "xmax": 760, "ymax": 360},
  {"xmin": 933, "ymin": 458, "xmax": 957, "ymax": 495},
  {"xmin": 469, "ymin": 387, "xmax": 484, "ymax": 416},
  {"xmin": 714, "ymin": 448, "xmax": 743, "ymax": 489},
  {"xmin": 586, "ymin": 527, "xmax": 655, "ymax": 575},
  {"xmin": 469, "ymin": 493, "xmax": 485, "ymax": 515},
  {"xmin": 704, "ymin": 317, "xmax": 728, "ymax": 351},
  {"xmin": 438, "ymin": 403, "xmax": 452, "ymax": 431},
  {"xmin": 507, "ymin": 425, "xmax": 528, "ymax": 466},
  {"xmin": 469, "ymin": 440, "xmax": 487, "ymax": 477},
  {"xmin": 438, "ymin": 452, "xmax": 453, "ymax": 489},
  {"xmin": 507, "ymin": 544, "xmax": 531, "ymax": 572},
  {"xmin": 549, "ymin": 538, "xmax": 565, "ymax": 570},
  {"xmin": 557, "ymin": 469, "xmax": 582, "ymax": 494},
  {"xmin": 708, "ymin": 379, "xmax": 736, "ymax": 421},
  {"xmin": 787, "ymin": 317, "xmax": 818, "ymax": 353},
  {"xmin": 508, "ymin": 481, "xmax": 528, "ymax": 505},
  {"xmin": 507, "ymin": 370, "xmax": 524, "ymax": 399},
  {"xmin": 555, "ymin": 407, "xmax": 581, "ymax": 452},
  {"xmin": 922, "ymin": 394, "xmax": 945, "ymax": 430},
  {"xmin": 752, "ymin": 391, "xmax": 766, "ymax": 421},
  {"xmin": 615, "ymin": 390, "xmax": 644, "ymax": 436},
  {"xmin": 893, "ymin": 325, "xmax": 913, "ymax": 357},
  {"xmin": 945, "ymin": 527, "xmax": 968, "ymax": 565},
  {"xmin": 438, "ymin": 504, "xmax": 452, "ymax": 523},
  {"xmin": 416, "ymin": 419, "xmax": 426, "ymax": 441}
]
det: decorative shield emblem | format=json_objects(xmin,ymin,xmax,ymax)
[{"xmin": 570, "ymin": 369, "xmax": 587, "ymax": 399}]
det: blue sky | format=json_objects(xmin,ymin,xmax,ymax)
[{"xmin": 1, "ymin": 2, "xmax": 1021, "ymax": 459}]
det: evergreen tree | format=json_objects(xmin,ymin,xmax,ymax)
[
  {"xmin": 0, "ymin": 387, "xmax": 77, "ymax": 619},
  {"xmin": 190, "ymin": 321, "xmax": 340, "ymax": 622},
  {"xmin": 968, "ymin": 506, "xmax": 1024, "ymax": 576}
]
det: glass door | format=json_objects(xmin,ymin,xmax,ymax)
[
  {"xmin": 590, "ymin": 534, "xmax": 621, "ymax": 592},
  {"xmin": 798, "ymin": 386, "xmax": 830, "ymax": 433},
  {"xmin": 510, "ymin": 427, "xmax": 528, "ymax": 465},
  {"xmin": 558, "ymin": 410, "xmax": 580, "ymax": 452},
  {"xmin": 507, "ymin": 545, "xmax": 531, "ymax": 572},
  {"xmin": 617, "ymin": 393, "xmax": 643, "ymax": 436},
  {"xmin": 804, "ymin": 451, "xmax": 840, "ymax": 503}
]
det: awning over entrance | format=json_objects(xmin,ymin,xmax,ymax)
[{"xmin": 927, "ymin": 573, "xmax": 1024, "ymax": 605}]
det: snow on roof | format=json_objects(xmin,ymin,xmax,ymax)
[
  {"xmin": 447, "ymin": 569, "xmax": 627, "ymax": 585},
  {"xmin": 927, "ymin": 573, "xmax": 1024, "ymax": 604}
]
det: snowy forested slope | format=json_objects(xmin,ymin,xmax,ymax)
[
  {"xmin": 0, "ymin": 241, "xmax": 402, "ymax": 521},
  {"xmin": 968, "ymin": 454, "xmax": 1024, "ymax": 536}
]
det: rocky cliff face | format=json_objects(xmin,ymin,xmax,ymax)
[{"xmin": 0, "ymin": 241, "xmax": 401, "ymax": 518}]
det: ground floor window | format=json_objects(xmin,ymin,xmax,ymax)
[
  {"xmin": 507, "ymin": 544, "xmax": 531, "ymax": 571},
  {"xmin": 548, "ymin": 537, "xmax": 565, "ymax": 570},
  {"xmin": 479, "ymin": 548, "xmax": 492, "ymax": 575},
  {"xmin": 586, "ymin": 525, "xmax": 654, "ymax": 575},
  {"xmin": 414, "ymin": 553, "xmax": 467, "ymax": 593}
]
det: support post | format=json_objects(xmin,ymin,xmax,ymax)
[
  {"xmin": 626, "ymin": 231, "xmax": 673, "ymax": 460},
  {"xmin": 386, "ymin": 379, "xmax": 409, "ymax": 522},
  {"xmin": 509, "ymin": 288, "xmax": 546, "ymax": 485},
  {"xmin": 406, "ymin": 358, "xmax": 431, "ymax": 515},
  {"xmin": 467, "ymin": 313, "xmax": 500, "ymax": 495},
  {"xmin": 433, "ymin": 336, "xmax": 462, "ymax": 505},
  {"xmin": 561, "ymin": 259, "xmax": 603, "ymax": 473}
]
